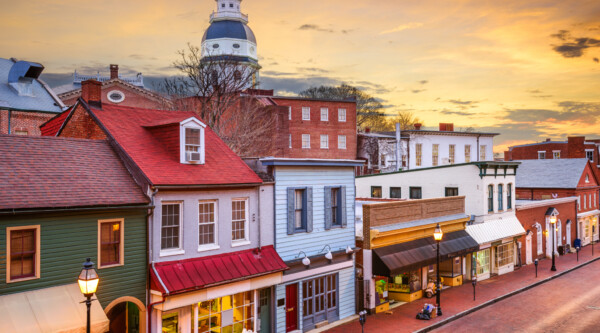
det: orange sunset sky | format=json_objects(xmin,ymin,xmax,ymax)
[{"xmin": 1, "ymin": 0, "xmax": 599, "ymax": 153}]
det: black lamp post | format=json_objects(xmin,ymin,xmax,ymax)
[
  {"xmin": 359, "ymin": 310, "xmax": 367, "ymax": 333},
  {"xmin": 433, "ymin": 223, "xmax": 443, "ymax": 316},
  {"xmin": 592, "ymin": 220, "xmax": 596, "ymax": 256},
  {"xmin": 550, "ymin": 216, "xmax": 557, "ymax": 271},
  {"xmin": 472, "ymin": 276, "xmax": 477, "ymax": 301},
  {"xmin": 534, "ymin": 259, "xmax": 538, "ymax": 277},
  {"xmin": 78, "ymin": 258, "xmax": 99, "ymax": 333}
]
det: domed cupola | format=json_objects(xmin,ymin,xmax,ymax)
[{"xmin": 201, "ymin": 0, "xmax": 258, "ymax": 64}]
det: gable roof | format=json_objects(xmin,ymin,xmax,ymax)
[
  {"xmin": 85, "ymin": 103, "xmax": 262, "ymax": 186},
  {"xmin": 39, "ymin": 107, "xmax": 72, "ymax": 136},
  {"xmin": 0, "ymin": 58, "xmax": 65, "ymax": 113},
  {"xmin": 515, "ymin": 158, "xmax": 593, "ymax": 188},
  {"xmin": 0, "ymin": 135, "xmax": 148, "ymax": 211},
  {"xmin": 55, "ymin": 78, "xmax": 170, "ymax": 106}
]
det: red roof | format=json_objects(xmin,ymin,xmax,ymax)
[
  {"xmin": 0, "ymin": 135, "xmax": 149, "ymax": 210},
  {"xmin": 40, "ymin": 107, "xmax": 72, "ymax": 136},
  {"xmin": 86, "ymin": 104, "xmax": 263, "ymax": 186},
  {"xmin": 151, "ymin": 245, "xmax": 287, "ymax": 295}
]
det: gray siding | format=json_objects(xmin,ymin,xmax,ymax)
[
  {"xmin": 0, "ymin": 210, "xmax": 147, "ymax": 308},
  {"xmin": 274, "ymin": 166, "xmax": 356, "ymax": 261}
]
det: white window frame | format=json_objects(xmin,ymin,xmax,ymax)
[
  {"xmin": 480, "ymin": 145, "xmax": 487, "ymax": 161},
  {"xmin": 465, "ymin": 145, "xmax": 471, "ymax": 163},
  {"xmin": 320, "ymin": 107, "xmax": 329, "ymax": 121},
  {"xmin": 535, "ymin": 223, "xmax": 543, "ymax": 255},
  {"xmin": 160, "ymin": 201, "xmax": 185, "ymax": 256},
  {"xmin": 553, "ymin": 150, "xmax": 560, "ymax": 159},
  {"xmin": 416, "ymin": 143, "xmax": 422, "ymax": 166},
  {"xmin": 6, "ymin": 225, "xmax": 41, "ymax": 283},
  {"xmin": 338, "ymin": 108, "xmax": 346, "ymax": 122},
  {"xmin": 538, "ymin": 151, "xmax": 546, "ymax": 159},
  {"xmin": 288, "ymin": 106, "xmax": 292, "ymax": 120},
  {"xmin": 302, "ymin": 107, "xmax": 310, "ymax": 120},
  {"xmin": 180, "ymin": 117, "xmax": 206, "ymax": 164},
  {"xmin": 432, "ymin": 144, "xmax": 439, "ymax": 166},
  {"xmin": 302, "ymin": 134, "xmax": 310, "ymax": 149},
  {"xmin": 449, "ymin": 144, "xmax": 455, "ymax": 164},
  {"xmin": 338, "ymin": 135, "xmax": 346, "ymax": 149},
  {"xmin": 320, "ymin": 134, "xmax": 329, "ymax": 149},
  {"xmin": 586, "ymin": 149, "xmax": 594, "ymax": 162},
  {"xmin": 289, "ymin": 134, "xmax": 292, "ymax": 148},
  {"xmin": 198, "ymin": 200, "xmax": 219, "ymax": 251},
  {"xmin": 231, "ymin": 198, "xmax": 250, "ymax": 246},
  {"xmin": 98, "ymin": 218, "xmax": 125, "ymax": 269}
]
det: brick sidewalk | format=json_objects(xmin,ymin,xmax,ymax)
[{"xmin": 326, "ymin": 244, "xmax": 600, "ymax": 333}]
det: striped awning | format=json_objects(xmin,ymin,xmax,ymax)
[{"xmin": 466, "ymin": 216, "xmax": 526, "ymax": 245}]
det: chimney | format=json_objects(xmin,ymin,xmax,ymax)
[
  {"xmin": 81, "ymin": 79, "xmax": 102, "ymax": 108},
  {"xmin": 110, "ymin": 64, "xmax": 119, "ymax": 79},
  {"xmin": 439, "ymin": 123, "xmax": 454, "ymax": 131},
  {"xmin": 365, "ymin": 127, "xmax": 370, "ymax": 133},
  {"xmin": 414, "ymin": 123, "xmax": 422, "ymax": 130},
  {"xmin": 546, "ymin": 138, "xmax": 551, "ymax": 142}
]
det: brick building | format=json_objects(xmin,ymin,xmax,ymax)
[
  {"xmin": 515, "ymin": 198, "xmax": 577, "ymax": 265},
  {"xmin": 53, "ymin": 64, "xmax": 170, "ymax": 109},
  {"xmin": 516, "ymin": 158, "xmax": 600, "ymax": 246},
  {"xmin": 0, "ymin": 58, "xmax": 66, "ymax": 136}
]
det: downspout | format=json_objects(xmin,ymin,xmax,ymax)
[
  {"xmin": 148, "ymin": 262, "xmax": 169, "ymax": 333},
  {"xmin": 395, "ymin": 123, "xmax": 401, "ymax": 171},
  {"xmin": 477, "ymin": 134, "xmax": 481, "ymax": 161},
  {"xmin": 257, "ymin": 185, "xmax": 262, "ymax": 250},
  {"xmin": 147, "ymin": 187, "xmax": 158, "ymax": 333},
  {"xmin": 7, "ymin": 110, "xmax": 11, "ymax": 134}
]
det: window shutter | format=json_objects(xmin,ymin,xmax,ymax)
[
  {"xmin": 306, "ymin": 187, "xmax": 313, "ymax": 233},
  {"xmin": 341, "ymin": 186, "xmax": 347, "ymax": 227},
  {"xmin": 287, "ymin": 187, "xmax": 295, "ymax": 235},
  {"xmin": 324, "ymin": 186, "xmax": 332, "ymax": 230}
]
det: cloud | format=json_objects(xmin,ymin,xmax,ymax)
[
  {"xmin": 504, "ymin": 101, "xmax": 600, "ymax": 124},
  {"xmin": 297, "ymin": 67, "xmax": 330, "ymax": 73},
  {"xmin": 379, "ymin": 22, "xmax": 423, "ymax": 35},
  {"xmin": 411, "ymin": 89, "xmax": 426, "ymax": 93},
  {"xmin": 298, "ymin": 24, "xmax": 334, "ymax": 33},
  {"xmin": 448, "ymin": 99, "xmax": 478, "ymax": 106},
  {"xmin": 551, "ymin": 30, "xmax": 600, "ymax": 58},
  {"xmin": 527, "ymin": 89, "xmax": 542, "ymax": 94},
  {"xmin": 261, "ymin": 70, "xmax": 295, "ymax": 77},
  {"xmin": 594, "ymin": 57, "xmax": 599, "ymax": 63},
  {"xmin": 419, "ymin": 80, "xmax": 428, "ymax": 85},
  {"xmin": 260, "ymin": 75, "xmax": 341, "ymax": 95},
  {"xmin": 436, "ymin": 109, "xmax": 473, "ymax": 116}
]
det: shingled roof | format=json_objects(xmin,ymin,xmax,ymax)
[
  {"xmin": 515, "ymin": 158, "xmax": 592, "ymax": 188},
  {"xmin": 0, "ymin": 135, "xmax": 148, "ymax": 211}
]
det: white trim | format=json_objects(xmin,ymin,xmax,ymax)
[
  {"xmin": 198, "ymin": 199, "xmax": 218, "ymax": 248},
  {"xmin": 578, "ymin": 209, "xmax": 600, "ymax": 218},
  {"xmin": 197, "ymin": 244, "xmax": 220, "ymax": 252},
  {"xmin": 231, "ymin": 240, "xmax": 251, "ymax": 247},
  {"xmin": 179, "ymin": 118, "xmax": 206, "ymax": 165},
  {"xmin": 97, "ymin": 218, "xmax": 125, "ymax": 269},
  {"xmin": 281, "ymin": 259, "xmax": 353, "ymax": 283},
  {"xmin": 320, "ymin": 107, "xmax": 328, "ymax": 121},
  {"xmin": 6, "ymin": 225, "xmax": 41, "ymax": 283},
  {"xmin": 302, "ymin": 107, "xmax": 310, "ymax": 121},
  {"xmin": 159, "ymin": 201, "xmax": 184, "ymax": 256},
  {"xmin": 231, "ymin": 197, "xmax": 249, "ymax": 243},
  {"xmin": 153, "ymin": 263, "xmax": 170, "ymax": 294},
  {"xmin": 515, "ymin": 197, "xmax": 578, "ymax": 210},
  {"xmin": 106, "ymin": 89, "xmax": 125, "ymax": 103}
]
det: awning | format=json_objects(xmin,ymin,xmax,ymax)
[
  {"xmin": 151, "ymin": 245, "xmax": 288, "ymax": 295},
  {"xmin": 466, "ymin": 216, "xmax": 526, "ymax": 245},
  {"xmin": 373, "ymin": 230, "xmax": 479, "ymax": 276},
  {"xmin": 0, "ymin": 283, "xmax": 109, "ymax": 333}
]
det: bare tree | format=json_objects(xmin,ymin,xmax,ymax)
[
  {"xmin": 298, "ymin": 84, "xmax": 386, "ymax": 130},
  {"xmin": 385, "ymin": 110, "xmax": 424, "ymax": 130}
]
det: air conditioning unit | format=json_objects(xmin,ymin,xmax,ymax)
[{"xmin": 186, "ymin": 151, "xmax": 201, "ymax": 163}]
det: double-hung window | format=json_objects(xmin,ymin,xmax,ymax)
[
  {"xmin": 445, "ymin": 187, "xmax": 459, "ymax": 197},
  {"xmin": 488, "ymin": 185, "xmax": 494, "ymax": 212},
  {"xmin": 498, "ymin": 184, "xmax": 504, "ymax": 210},
  {"xmin": 553, "ymin": 151, "xmax": 560, "ymax": 159},
  {"xmin": 449, "ymin": 145, "xmax": 455, "ymax": 164},
  {"xmin": 507, "ymin": 184, "xmax": 513, "ymax": 209},
  {"xmin": 432, "ymin": 144, "xmax": 439, "ymax": 166},
  {"xmin": 185, "ymin": 128, "xmax": 201, "ymax": 162},
  {"xmin": 330, "ymin": 187, "xmax": 341, "ymax": 227},
  {"xmin": 295, "ymin": 190, "xmax": 305, "ymax": 230},
  {"xmin": 409, "ymin": 187, "xmax": 422, "ymax": 199},
  {"xmin": 7, "ymin": 225, "xmax": 40, "ymax": 282},
  {"xmin": 325, "ymin": 186, "xmax": 345, "ymax": 229},
  {"xmin": 288, "ymin": 106, "xmax": 292, "ymax": 120},
  {"xmin": 338, "ymin": 135, "xmax": 346, "ymax": 149},
  {"xmin": 586, "ymin": 150, "xmax": 594, "ymax": 162},
  {"xmin": 302, "ymin": 107, "xmax": 310, "ymax": 120},
  {"xmin": 538, "ymin": 151, "xmax": 546, "ymax": 159},
  {"xmin": 480, "ymin": 145, "xmax": 487, "ymax": 161},
  {"xmin": 232, "ymin": 198, "xmax": 248, "ymax": 243},
  {"xmin": 161, "ymin": 202, "xmax": 182, "ymax": 252},
  {"xmin": 338, "ymin": 109, "xmax": 346, "ymax": 122},
  {"xmin": 99, "ymin": 219, "xmax": 124, "ymax": 268},
  {"xmin": 320, "ymin": 135, "xmax": 329, "ymax": 149},
  {"xmin": 320, "ymin": 108, "xmax": 328, "ymax": 121},
  {"xmin": 415, "ymin": 144, "xmax": 422, "ymax": 166},
  {"xmin": 302, "ymin": 134, "xmax": 310, "ymax": 149},
  {"xmin": 199, "ymin": 201, "xmax": 217, "ymax": 248},
  {"xmin": 465, "ymin": 145, "xmax": 471, "ymax": 163},
  {"xmin": 288, "ymin": 188, "xmax": 313, "ymax": 234}
]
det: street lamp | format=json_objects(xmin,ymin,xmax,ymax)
[
  {"xmin": 472, "ymin": 276, "xmax": 477, "ymax": 301},
  {"xmin": 78, "ymin": 258, "xmax": 99, "ymax": 333},
  {"xmin": 433, "ymin": 223, "xmax": 443, "ymax": 316},
  {"xmin": 592, "ymin": 217, "xmax": 597, "ymax": 256},
  {"xmin": 550, "ymin": 216, "xmax": 557, "ymax": 271}
]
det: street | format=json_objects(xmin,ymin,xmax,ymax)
[{"xmin": 433, "ymin": 258, "xmax": 600, "ymax": 333}]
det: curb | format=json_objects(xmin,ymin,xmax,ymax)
[{"xmin": 414, "ymin": 255, "xmax": 600, "ymax": 333}]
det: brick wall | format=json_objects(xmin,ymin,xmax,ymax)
[
  {"xmin": 505, "ymin": 136, "xmax": 598, "ymax": 163},
  {"xmin": 61, "ymin": 82, "xmax": 166, "ymax": 109},
  {"xmin": 516, "ymin": 200, "xmax": 577, "ymax": 264},
  {"xmin": 0, "ymin": 109, "xmax": 57, "ymax": 136},
  {"xmin": 59, "ymin": 105, "xmax": 107, "ymax": 140},
  {"xmin": 516, "ymin": 188, "xmax": 599, "ymax": 213},
  {"xmin": 270, "ymin": 98, "xmax": 357, "ymax": 159}
]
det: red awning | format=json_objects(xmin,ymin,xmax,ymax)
[{"xmin": 151, "ymin": 245, "xmax": 288, "ymax": 295}]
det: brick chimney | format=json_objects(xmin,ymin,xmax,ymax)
[
  {"xmin": 439, "ymin": 123, "xmax": 454, "ymax": 131},
  {"xmin": 110, "ymin": 64, "xmax": 119, "ymax": 79},
  {"xmin": 81, "ymin": 79, "xmax": 102, "ymax": 108},
  {"xmin": 568, "ymin": 136, "xmax": 585, "ymax": 158},
  {"xmin": 414, "ymin": 123, "xmax": 422, "ymax": 130}
]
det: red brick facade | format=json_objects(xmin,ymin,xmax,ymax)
[
  {"xmin": 0, "ymin": 109, "xmax": 57, "ymax": 136},
  {"xmin": 505, "ymin": 136, "xmax": 599, "ymax": 165},
  {"xmin": 516, "ymin": 200, "xmax": 577, "ymax": 265},
  {"xmin": 59, "ymin": 105, "xmax": 107, "ymax": 140},
  {"xmin": 270, "ymin": 97, "xmax": 357, "ymax": 159},
  {"xmin": 60, "ymin": 81, "xmax": 169, "ymax": 110}
]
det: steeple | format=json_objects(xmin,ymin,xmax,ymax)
[{"xmin": 211, "ymin": 0, "xmax": 248, "ymax": 23}]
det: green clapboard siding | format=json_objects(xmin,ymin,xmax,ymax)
[{"xmin": 0, "ymin": 209, "xmax": 147, "ymax": 308}]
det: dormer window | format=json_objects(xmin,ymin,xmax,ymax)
[{"xmin": 180, "ymin": 118, "xmax": 206, "ymax": 164}]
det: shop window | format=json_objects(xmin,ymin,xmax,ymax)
[
  {"xmin": 409, "ymin": 187, "xmax": 422, "ymax": 199},
  {"xmin": 232, "ymin": 199, "xmax": 248, "ymax": 242},
  {"xmin": 371, "ymin": 186, "xmax": 382, "ymax": 198},
  {"xmin": 496, "ymin": 243, "xmax": 514, "ymax": 267},
  {"xmin": 476, "ymin": 249, "xmax": 490, "ymax": 275},
  {"xmin": 445, "ymin": 187, "xmax": 458, "ymax": 197},
  {"xmin": 161, "ymin": 202, "xmax": 182, "ymax": 251},
  {"xmin": 195, "ymin": 291, "xmax": 254, "ymax": 333},
  {"xmin": 199, "ymin": 201, "xmax": 217, "ymax": 247},
  {"xmin": 7, "ymin": 225, "xmax": 40, "ymax": 282},
  {"xmin": 162, "ymin": 312, "xmax": 179, "ymax": 333},
  {"xmin": 98, "ymin": 219, "xmax": 124, "ymax": 268},
  {"xmin": 390, "ymin": 187, "xmax": 402, "ymax": 198},
  {"xmin": 390, "ymin": 270, "xmax": 421, "ymax": 293},
  {"xmin": 432, "ymin": 144, "xmax": 439, "ymax": 166},
  {"xmin": 302, "ymin": 274, "xmax": 338, "ymax": 328}
]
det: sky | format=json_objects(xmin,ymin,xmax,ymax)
[{"xmin": 2, "ymin": 0, "xmax": 599, "ymax": 153}]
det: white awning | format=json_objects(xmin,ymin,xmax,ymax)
[
  {"xmin": 578, "ymin": 209, "xmax": 600, "ymax": 218},
  {"xmin": 0, "ymin": 283, "xmax": 109, "ymax": 333},
  {"xmin": 466, "ymin": 216, "xmax": 526, "ymax": 245}
]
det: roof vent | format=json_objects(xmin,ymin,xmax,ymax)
[{"xmin": 7, "ymin": 60, "xmax": 44, "ymax": 96}]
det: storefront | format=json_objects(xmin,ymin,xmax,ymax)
[
  {"xmin": 578, "ymin": 210, "xmax": 600, "ymax": 246},
  {"xmin": 372, "ymin": 230, "xmax": 479, "ymax": 305},
  {"xmin": 466, "ymin": 217, "xmax": 526, "ymax": 280},
  {"xmin": 150, "ymin": 246, "xmax": 288, "ymax": 333}
]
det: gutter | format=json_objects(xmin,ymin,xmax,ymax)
[
  {"xmin": 148, "ymin": 263, "xmax": 168, "ymax": 333},
  {"xmin": 153, "ymin": 183, "xmax": 262, "ymax": 190},
  {"xmin": 146, "ymin": 188, "xmax": 158, "ymax": 332},
  {"xmin": 0, "ymin": 204, "xmax": 152, "ymax": 216}
]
